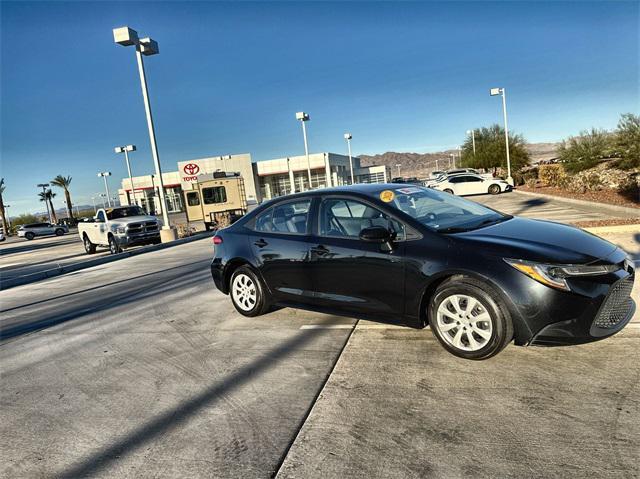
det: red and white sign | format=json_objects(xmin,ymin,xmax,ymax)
[{"xmin": 183, "ymin": 163, "xmax": 200, "ymax": 175}]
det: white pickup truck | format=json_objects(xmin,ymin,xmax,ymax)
[{"xmin": 78, "ymin": 206, "xmax": 162, "ymax": 254}]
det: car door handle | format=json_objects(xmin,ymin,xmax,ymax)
[
  {"xmin": 310, "ymin": 245, "xmax": 330, "ymax": 256},
  {"xmin": 254, "ymin": 238, "xmax": 268, "ymax": 248}
]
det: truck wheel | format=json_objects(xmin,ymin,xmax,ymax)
[
  {"xmin": 108, "ymin": 235, "xmax": 122, "ymax": 255},
  {"xmin": 83, "ymin": 235, "xmax": 97, "ymax": 254},
  {"xmin": 55, "ymin": 228, "xmax": 65, "ymax": 236},
  {"xmin": 25, "ymin": 232, "xmax": 35, "ymax": 240}
]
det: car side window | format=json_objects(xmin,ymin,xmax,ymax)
[
  {"xmin": 449, "ymin": 177, "xmax": 463, "ymax": 183},
  {"xmin": 320, "ymin": 198, "xmax": 405, "ymax": 240},
  {"xmin": 254, "ymin": 199, "xmax": 311, "ymax": 234},
  {"xmin": 96, "ymin": 211, "xmax": 106, "ymax": 222}
]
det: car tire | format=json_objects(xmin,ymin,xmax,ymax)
[
  {"xmin": 25, "ymin": 232, "xmax": 35, "ymax": 240},
  {"xmin": 428, "ymin": 276, "xmax": 513, "ymax": 360},
  {"xmin": 55, "ymin": 228, "xmax": 65, "ymax": 236},
  {"xmin": 108, "ymin": 235, "xmax": 122, "ymax": 255},
  {"xmin": 488, "ymin": 184, "xmax": 501, "ymax": 195},
  {"xmin": 229, "ymin": 265, "xmax": 270, "ymax": 317},
  {"xmin": 443, "ymin": 188, "xmax": 454, "ymax": 194}
]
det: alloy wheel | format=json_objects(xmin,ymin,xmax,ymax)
[
  {"xmin": 436, "ymin": 294, "xmax": 493, "ymax": 352},
  {"xmin": 232, "ymin": 273, "xmax": 257, "ymax": 312}
]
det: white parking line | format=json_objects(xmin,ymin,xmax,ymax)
[{"xmin": 300, "ymin": 324, "xmax": 354, "ymax": 330}]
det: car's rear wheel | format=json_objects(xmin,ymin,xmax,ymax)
[
  {"xmin": 108, "ymin": 235, "xmax": 122, "ymax": 254},
  {"xmin": 55, "ymin": 228, "xmax": 64, "ymax": 236},
  {"xmin": 83, "ymin": 235, "xmax": 96, "ymax": 254},
  {"xmin": 25, "ymin": 232, "xmax": 35, "ymax": 240},
  {"xmin": 488, "ymin": 184, "xmax": 501, "ymax": 195},
  {"xmin": 230, "ymin": 265, "xmax": 269, "ymax": 317},
  {"xmin": 443, "ymin": 188, "xmax": 454, "ymax": 194},
  {"xmin": 428, "ymin": 277, "xmax": 513, "ymax": 360}
]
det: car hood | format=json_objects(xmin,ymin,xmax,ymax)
[{"xmin": 452, "ymin": 217, "xmax": 618, "ymax": 264}]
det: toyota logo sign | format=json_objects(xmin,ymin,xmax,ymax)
[{"xmin": 183, "ymin": 163, "xmax": 200, "ymax": 175}]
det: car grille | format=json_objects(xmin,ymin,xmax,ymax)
[
  {"xmin": 593, "ymin": 276, "xmax": 634, "ymax": 329},
  {"xmin": 128, "ymin": 221, "xmax": 159, "ymax": 235}
]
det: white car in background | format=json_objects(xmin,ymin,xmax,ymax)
[
  {"xmin": 432, "ymin": 173, "xmax": 512, "ymax": 196},
  {"xmin": 17, "ymin": 222, "xmax": 69, "ymax": 240}
]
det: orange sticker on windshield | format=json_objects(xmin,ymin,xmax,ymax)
[{"xmin": 380, "ymin": 190, "xmax": 395, "ymax": 202}]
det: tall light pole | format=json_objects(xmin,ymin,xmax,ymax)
[
  {"xmin": 37, "ymin": 183, "xmax": 52, "ymax": 223},
  {"xmin": 115, "ymin": 144, "xmax": 137, "ymax": 206},
  {"xmin": 295, "ymin": 112, "xmax": 312, "ymax": 189},
  {"xmin": 344, "ymin": 133, "xmax": 354, "ymax": 185},
  {"xmin": 98, "ymin": 172, "xmax": 112, "ymax": 207},
  {"xmin": 449, "ymin": 154, "xmax": 454, "ymax": 169},
  {"xmin": 114, "ymin": 26, "xmax": 174, "ymax": 238},
  {"xmin": 4, "ymin": 205, "xmax": 11, "ymax": 231},
  {"xmin": 490, "ymin": 87, "xmax": 513, "ymax": 185},
  {"xmin": 466, "ymin": 129, "xmax": 476, "ymax": 156},
  {"xmin": 395, "ymin": 164, "xmax": 401, "ymax": 177}
]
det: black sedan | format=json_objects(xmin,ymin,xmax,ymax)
[{"xmin": 210, "ymin": 184, "xmax": 635, "ymax": 360}]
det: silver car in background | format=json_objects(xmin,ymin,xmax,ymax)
[{"xmin": 17, "ymin": 223, "xmax": 69, "ymax": 240}]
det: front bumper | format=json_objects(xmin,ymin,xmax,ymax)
[
  {"xmin": 528, "ymin": 273, "xmax": 635, "ymax": 346},
  {"xmin": 115, "ymin": 231, "xmax": 160, "ymax": 247}
]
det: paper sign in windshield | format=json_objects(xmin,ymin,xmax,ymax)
[{"xmin": 396, "ymin": 187, "xmax": 422, "ymax": 194}]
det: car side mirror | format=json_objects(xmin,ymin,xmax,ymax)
[{"xmin": 359, "ymin": 226, "xmax": 392, "ymax": 243}]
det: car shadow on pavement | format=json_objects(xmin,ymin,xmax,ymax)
[{"xmin": 53, "ymin": 318, "xmax": 341, "ymax": 479}]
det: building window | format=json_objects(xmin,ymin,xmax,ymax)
[
  {"xmin": 202, "ymin": 186, "xmax": 227, "ymax": 204},
  {"xmin": 186, "ymin": 192, "xmax": 200, "ymax": 206}
]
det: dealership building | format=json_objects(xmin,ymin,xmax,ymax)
[{"xmin": 118, "ymin": 152, "xmax": 389, "ymax": 215}]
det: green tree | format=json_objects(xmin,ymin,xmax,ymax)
[
  {"xmin": 613, "ymin": 113, "xmax": 640, "ymax": 170},
  {"xmin": 38, "ymin": 189, "xmax": 58, "ymax": 223},
  {"xmin": 0, "ymin": 178, "xmax": 7, "ymax": 234},
  {"xmin": 557, "ymin": 128, "xmax": 613, "ymax": 173},
  {"xmin": 460, "ymin": 125, "xmax": 529, "ymax": 174},
  {"xmin": 51, "ymin": 175, "xmax": 74, "ymax": 219}
]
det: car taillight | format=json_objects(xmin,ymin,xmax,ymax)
[{"xmin": 213, "ymin": 236, "xmax": 223, "ymax": 245}]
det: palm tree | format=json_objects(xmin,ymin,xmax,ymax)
[
  {"xmin": 51, "ymin": 175, "xmax": 74, "ymax": 219},
  {"xmin": 0, "ymin": 178, "xmax": 8, "ymax": 234},
  {"xmin": 38, "ymin": 189, "xmax": 58, "ymax": 223}
]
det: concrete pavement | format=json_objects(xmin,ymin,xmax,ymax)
[{"xmin": 0, "ymin": 238, "xmax": 356, "ymax": 478}]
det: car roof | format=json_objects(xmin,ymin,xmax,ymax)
[{"xmin": 269, "ymin": 183, "xmax": 415, "ymax": 200}]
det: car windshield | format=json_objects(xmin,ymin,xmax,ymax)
[
  {"xmin": 370, "ymin": 186, "xmax": 511, "ymax": 233},
  {"xmin": 106, "ymin": 206, "xmax": 146, "ymax": 220}
]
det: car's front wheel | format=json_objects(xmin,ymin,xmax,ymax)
[
  {"xmin": 428, "ymin": 277, "xmax": 513, "ymax": 360},
  {"xmin": 488, "ymin": 184, "xmax": 501, "ymax": 195},
  {"xmin": 230, "ymin": 265, "xmax": 269, "ymax": 317},
  {"xmin": 55, "ymin": 228, "xmax": 65, "ymax": 236},
  {"xmin": 443, "ymin": 188, "xmax": 454, "ymax": 194}
]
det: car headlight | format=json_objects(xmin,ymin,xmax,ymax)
[
  {"xmin": 111, "ymin": 225, "xmax": 126, "ymax": 234},
  {"xmin": 504, "ymin": 259, "xmax": 620, "ymax": 291}
]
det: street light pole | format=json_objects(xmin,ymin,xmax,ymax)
[
  {"xmin": 467, "ymin": 129, "xmax": 476, "ymax": 156},
  {"xmin": 37, "ymin": 183, "xmax": 52, "ymax": 223},
  {"xmin": 114, "ymin": 26, "xmax": 174, "ymax": 238},
  {"xmin": 344, "ymin": 133, "xmax": 354, "ymax": 185},
  {"xmin": 490, "ymin": 87, "xmax": 513, "ymax": 185},
  {"xmin": 98, "ymin": 172, "xmax": 112, "ymax": 207},
  {"xmin": 115, "ymin": 145, "xmax": 137, "ymax": 206},
  {"xmin": 296, "ymin": 112, "xmax": 312, "ymax": 189},
  {"xmin": 395, "ymin": 164, "xmax": 401, "ymax": 177}
]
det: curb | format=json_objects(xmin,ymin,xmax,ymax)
[
  {"xmin": 513, "ymin": 189, "xmax": 640, "ymax": 217},
  {"xmin": 583, "ymin": 224, "xmax": 640, "ymax": 235},
  {"xmin": 0, "ymin": 231, "xmax": 215, "ymax": 291}
]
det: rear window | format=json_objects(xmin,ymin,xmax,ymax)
[
  {"xmin": 202, "ymin": 187, "xmax": 227, "ymax": 204},
  {"xmin": 186, "ymin": 192, "xmax": 200, "ymax": 206},
  {"xmin": 254, "ymin": 200, "xmax": 311, "ymax": 234}
]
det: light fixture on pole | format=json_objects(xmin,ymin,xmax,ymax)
[
  {"xmin": 395, "ymin": 164, "xmax": 401, "ymax": 177},
  {"xmin": 115, "ymin": 145, "xmax": 137, "ymax": 206},
  {"xmin": 344, "ymin": 133, "xmax": 354, "ymax": 185},
  {"xmin": 114, "ymin": 26, "xmax": 174, "ymax": 238},
  {"xmin": 296, "ymin": 112, "xmax": 312, "ymax": 189},
  {"xmin": 490, "ymin": 87, "xmax": 513, "ymax": 185},
  {"xmin": 37, "ymin": 183, "xmax": 52, "ymax": 223},
  {"xmin": 466, "ymin": 129, "xmax": 476, "ymax": 156},
  {"xmin": 97, "ymin": 172, "xmax": 112, "ymax": 207}
]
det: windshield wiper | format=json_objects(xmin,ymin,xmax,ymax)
[{"xmin": 438, "ymin": 215, "xmax": 512, "ymax": 234}]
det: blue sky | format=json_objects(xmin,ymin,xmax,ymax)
[{"xmin": 1, "ymin": 1, "xmax": 638, "ymax": 215}]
